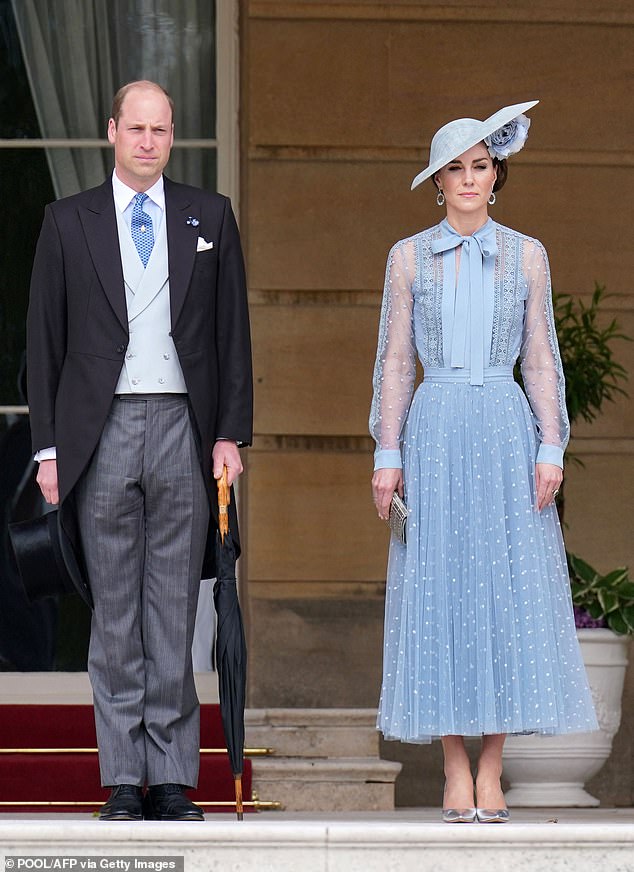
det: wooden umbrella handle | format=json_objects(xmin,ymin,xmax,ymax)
[
  {"xmin": 235, "ymin": 774, "xmax": 244, "ymax": 821},
  {"xmin": 217, "ymin": 465, "xmax": 230, "ymax": 542}
]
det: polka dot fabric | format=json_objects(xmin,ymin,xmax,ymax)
[
  {"xmin": 131, "ymin": 192, "xmax": 155, "ymax": 267},
  {"xmin": 370, "ymin": 220, "xmax": 598, "ymax": 743}
]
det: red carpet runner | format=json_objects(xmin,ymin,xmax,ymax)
[{"xmin": 0, "ymin": 704, "xmax": 252, "ymax": 813}]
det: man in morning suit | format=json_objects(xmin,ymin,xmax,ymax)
[{"xmin": 27, "ymin": 81, "xmax": 253, "ymax": 821}]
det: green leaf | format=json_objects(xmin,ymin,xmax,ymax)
[
  {"xmin": 570, "ymin": 582, "xmax": 584, "ymax": 602},
  {"xmin": 567, "ymin": 553, "xmax": 599, "ymax": 585},
  {"xmin": 601, "ymin": 568, "xmax": 630, "ymax": 587},
  {"xmin": 593, "ymin": 575, "xmax": 612, "ymax": 591},
  {"xmin": 598, "ymin": 589, "xmax": 619, "ymax": 614},
  {"xmin": 586, "ymin": 602, "xmax": 604, "ymax": 620},
  {"xmin": 616, "ymin": 582, "xmax": 634, "ymax": 600},
  {"xmin": 607, "ymin": 612, "xmax": 628, "ymax": 635},
  {"xmin": 621, "ymin": 605, "xmax": 634, "ymax": 633}
]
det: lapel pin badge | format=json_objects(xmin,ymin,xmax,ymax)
[{"xmin": 186, "ymin": 216, "xmax": 200, "ymax": 227}]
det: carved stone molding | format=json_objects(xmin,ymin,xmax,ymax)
[{"xmin": 249, "ymin": 2, "xmax": 634, "ymax": 27}]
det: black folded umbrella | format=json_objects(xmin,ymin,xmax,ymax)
[{"xmin": 214, "ymin": 470, "xmax": 247, "ymax": 820}]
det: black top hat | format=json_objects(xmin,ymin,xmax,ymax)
[{"xmin": 9, "ymin": 510, "xmax": 93, "ymax": 610}]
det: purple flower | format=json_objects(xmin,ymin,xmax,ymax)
[
  {"xmin": 485, "ymin": 114, "xmax": 531, "ymax": 160},
  {"xmin": 573, "ymin": 605, "xmax": 607, "ymax": 630}
]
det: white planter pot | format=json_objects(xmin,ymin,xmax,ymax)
[{"xmin": 502, "ymin": 629, "xmax": 631, "ymax": 806}]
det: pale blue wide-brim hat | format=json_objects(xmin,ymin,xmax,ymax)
[{"xmin": 411, "ymin": 100, "xmax": 539, "ymax": 190}]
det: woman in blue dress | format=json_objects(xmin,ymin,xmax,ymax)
[{"xmin": 370, "ymin": 101, "xmax": 597, "ymax": 823}]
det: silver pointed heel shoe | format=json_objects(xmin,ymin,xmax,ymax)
[
  {"xmin": 476, "ymin": 808, "xmax": 510, "ymax": 823},
  {"xmin": 442, "ymin": 808, "xmax": 477, "ymax": 823}
]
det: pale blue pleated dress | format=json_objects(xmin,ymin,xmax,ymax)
[{"xmin": 370, "ymin": 218, "xmax": 597, "ymax": 743}]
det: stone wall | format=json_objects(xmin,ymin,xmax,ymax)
[{"xmin": 240, "ymin": 0, "xmax": 634, "ymax": 805}]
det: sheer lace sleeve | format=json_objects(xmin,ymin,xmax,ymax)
[
  {"xmin": 369, "ymin": 239, "xmax": 417, "ymax": 469},
  {"xmin": 519, "ymin": 239, "xmax": 569, "ymax": 468}
]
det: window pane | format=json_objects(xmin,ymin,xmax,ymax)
[
  {"xmin": 168, "ymin": 146, "xmax": 217, "ymax": 192},
  {"xmin": 114, "ymin": 1, "xmax": 217, "ymax": 141},
  {"xmin": 0, "ymin": 150, "xmax": 55, "ymax": 405},
  {"xmin": 13, "ymin": 0, "xmax": 216, "ymax": 143},
  {"xmin": 0, "ymin": 0, "xmax": 56, "ymax": 403}
]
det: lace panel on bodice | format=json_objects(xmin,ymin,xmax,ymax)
[
  {"xmin": 491, "ymin": 228, "xmax": 524, "ymax": 366},
  {"xmin": 414, "ymin": 229, "xmax": 444, "ymax": 368}
]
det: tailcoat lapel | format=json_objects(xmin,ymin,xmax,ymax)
[
  {"xmin": 164, "ymin": 177, "xmax": 198, "ymax": 331},
  {"xmin": 78, "ymin": 180, "xmax": 127, "ymax": 332}
]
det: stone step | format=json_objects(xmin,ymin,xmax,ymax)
[
  {"xmin": 245, "ymin": 709, "xmax": 399, "ymax": 811},
  {"xmin": 252, "ymin": 757, "xmax": 402, "ymax": 812},
  {"xmin": 245, "ymin": 708, "xmax": 380, "ymax": 757},
  {"xmin": 2, "ymin": 813, "xmax": 634, "ymax": 871}
]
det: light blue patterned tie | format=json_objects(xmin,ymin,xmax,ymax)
[
  {"xmin": 130, "ymin": 192, "xmax": 154, "ymax": 267},
  {"xmin": 431, "ymin": 220, "xmax": 497, "ymax": 386}
]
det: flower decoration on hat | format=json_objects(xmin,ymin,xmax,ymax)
[
  {"xmin": 410, "ymin": 101, "xmax": 538, "ymax": 190},
  {"xmin": 485, "ymin": 114, "xmax": 531, "ymax": 160}
]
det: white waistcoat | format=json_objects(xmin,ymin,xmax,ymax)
[{"xmin": 114, "ymin": 204, "xmax": 187, "ymax": 395}]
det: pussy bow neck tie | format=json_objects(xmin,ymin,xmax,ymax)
[{"xmin": 431, "ymin": 220, "xmax": 497, "ymax": 386}]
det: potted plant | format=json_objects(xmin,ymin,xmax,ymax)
[
  {"xmin": 503, "ymin": 285, "xmax": 631, "ymax": 807},
  {"xmin": 554, "ymin": 283, "xmax": 628, "ymax": 521},
  {"xmin": 503, "ymin": 564, "xmax": 632, "ymax": 807},
  {"xmin": 569, "ymin": 553, "xmax": 634, "ymax": 636}
]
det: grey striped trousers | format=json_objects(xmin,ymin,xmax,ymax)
[{"xmin": 76, "ymin": 395, "xmax": 209, "ymax": 787}]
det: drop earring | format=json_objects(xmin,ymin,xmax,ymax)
[
  {"xmin": 436, "ymin": 189, "xmax": 445, "ymax": 207},
  {"xmin": 488, "ymin": 191, "xmax": 497, "ymax": 205}
]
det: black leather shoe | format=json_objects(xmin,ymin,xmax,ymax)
[
  {"xmin": 143, "ymin": 784, "xmax": 204, "ymax": 821},
  {"xmin": 99, "ymin": 784, "xmax": 143, "ymax": 821}
]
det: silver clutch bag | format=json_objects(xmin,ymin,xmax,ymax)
[{"xmin": 388, "ymin": 492, "xmax": 408, "ymax": 545}]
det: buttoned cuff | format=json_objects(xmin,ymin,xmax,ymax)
[
  {"xmin": 374, "ymin": 448, "xmax": 402, "ymax": 471},
  {"xmin": 536, "ymin": 443, "xmax": 564, "ymax": 468}
]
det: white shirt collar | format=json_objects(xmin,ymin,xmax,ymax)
[{"xmin": 111, "ymin": 170, "xmax": 165, "ymax": 213}]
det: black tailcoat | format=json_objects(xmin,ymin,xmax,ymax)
[{"xmin": 27, "ymin": 176, "xmax": 252, "ymax": 578}]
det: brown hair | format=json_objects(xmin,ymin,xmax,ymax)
[
  {"xmin": 492, "ymin": 158, "xmax": 508, "ymax": 192},
  {"xmin": 110, "ymin": 80, "xmax": 174, "ymax": 127}
]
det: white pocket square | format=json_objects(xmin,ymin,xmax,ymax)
[{"xmin": 196, "ymin": 237, "xmax": 214, "ymax": 252}]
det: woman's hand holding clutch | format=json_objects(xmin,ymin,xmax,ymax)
[{"xmin": 372, "ymin": 468, "xmax": 403, "ymax": 521}]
